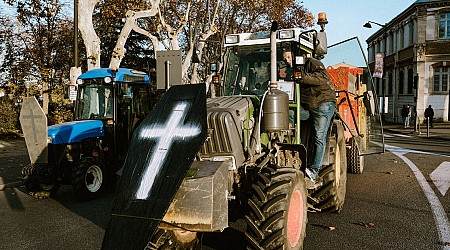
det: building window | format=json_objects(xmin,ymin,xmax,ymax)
[
  {"xmin": 399, "ymin": 27, "xmax": 404, "ymax": 49},
  {"xmin": 433, "ymin": 67, "xmax": 449, "ymax": 92},
  {"xmin": 439, "ymin": 13, "xmax": 450, "ymax": 39},
  {"xmin": 388, "ymin": 72, "xmax": 393, "ymax": 95},
  {"xmin": 399, "ymin": 70, "xmax": 404, "ymax": 94},
  {"xmin": 407, "ymin": 68, "xmax": 413, "ymax": 94},
  {"xmin": 409, "ymin": 21, "xmax": 414, "ymax": 45},
  {"xmin": 388, "ymin": 34, "xmax": 394, "ymax": 54}
]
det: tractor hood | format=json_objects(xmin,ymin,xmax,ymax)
[{"xmin": 48, "ymin": 120, "xmax": 104, "ymax": 144}]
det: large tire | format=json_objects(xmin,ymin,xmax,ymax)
[
  {"xmin": 72, "ymin": 157, "xmax": 106, "ymax": 200},
  {"xmin": 309, "ymin": 121, "xmax": 347, "ymax": 213},
  {"xmin": 22, "ymin": 164, "xmax": 60, "ymax": 197},
  {"xmin": 146, "ymin": 229, "xmax": 197, "ymax": 250},
  {"xmin": 245, "ymin": 166, "xmax": 307, "ymax": 250},
  {"xmin": 347, "ymin": 137, "xmax": 364, "ymax": 174}
]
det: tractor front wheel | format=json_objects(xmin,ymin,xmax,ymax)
[
  {"xmin": 245, "ymin": 167, "xmax": 307, "ymax": 250},
  {"xmin": 72, "ymin": 157, "xmax": 106, "ymax": 200},
  {"xmin": 22, "ymin": 164, "xmax": 60, "ymax": 197}
]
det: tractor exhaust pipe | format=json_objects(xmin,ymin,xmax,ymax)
[{"xmin": 270, "ymin": 21, "xmax": 278, "ymax": 90}]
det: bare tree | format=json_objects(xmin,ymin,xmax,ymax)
[
  {"xmin": 77, "ymin": 0, "xmax": 313, "ymax": 91},
  {"xmin": 78, "ymin": 0, "xmax": 101, "ymax": 70}
]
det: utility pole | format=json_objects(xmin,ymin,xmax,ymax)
[
  {"xmin": 69, "ymin": 0, "xmax": 81, "ymax": 102},
  {"xmin": 74, "ymin": 0, "xmax": 78, "ymax": 68}
]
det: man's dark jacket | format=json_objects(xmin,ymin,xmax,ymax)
[{"xmin": 300, "ymin": 57, "xmax": 336, "ymax": 110}]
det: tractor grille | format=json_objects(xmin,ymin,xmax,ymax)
[{"xmin": 199, "ymin": 96, "xmax": 253, "ymax": 168}]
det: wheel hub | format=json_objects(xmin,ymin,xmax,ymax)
[
  {"xmin": 287, "ymin": 189, "xmax": 304, "ymax": 248},
  {"xmin": 85, "ymin": 165, "xmax": 103, "ymax": 192}
]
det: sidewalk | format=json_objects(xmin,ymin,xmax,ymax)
[{"xmin": 383, "ymin": 122, "xmax": 450, "ymax": 141}]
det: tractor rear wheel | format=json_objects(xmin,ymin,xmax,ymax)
[
  {"xmin": 347, "ymin": 137, "xmax": 364, "ymax": 174},
  {"xmin": 72, "ymin": 157, "xmax": 106, "ymax": 200},
  {"xmin": 309, "ymin": 121, "xmax": 347, "ymax": 213},
  {"xmin": 245, "ymin": 166, "xmax": 307, "ymax": 250},
  {"xmin": 146, "ymin": 229, "xmax": 197, "ymax": 249}
]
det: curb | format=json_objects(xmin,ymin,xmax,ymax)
[{"xmin": 0, "ymin": 181, "xmax": 23, "ymax": 191}]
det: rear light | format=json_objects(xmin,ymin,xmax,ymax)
[{"xmin": 212, "ymin": 75, "xmax": 219, "ymax": 84}]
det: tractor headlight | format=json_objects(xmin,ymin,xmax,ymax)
[
  {"xmin": 225, "ymin": 35, "xmax": 239, "ymax": 44},
  {"xmin": 278, "ymin": 30, "xmax": 295, "ymax": 39},
  {"xmin": 104, "ymin": 76, "xmax": 112, "ymax": 84}
]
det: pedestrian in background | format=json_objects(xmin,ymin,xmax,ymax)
[
  {"xmin": 424, "ymin": 105, "xmax": 434, "ymax": 128},
  {"xmin": 401, "ymin": 104, "xmax": 411, "ymax": 128}
]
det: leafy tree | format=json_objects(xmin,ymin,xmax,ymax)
[{"xmin": 2, "ymin": 0, "xmax": 75, "ymax": 128}]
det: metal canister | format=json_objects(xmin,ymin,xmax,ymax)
[{"xmin": 262, "ymin": 89, "xmax": 289, "ymax": 132}]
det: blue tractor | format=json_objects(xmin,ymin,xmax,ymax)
[{"xmin": 20, "ymin": 67, "xmax": 152, "ymax": 199}]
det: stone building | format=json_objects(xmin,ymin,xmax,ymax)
[{"xmin": 366, "ymin": 0, "xmax": 450, "ymax": 123}]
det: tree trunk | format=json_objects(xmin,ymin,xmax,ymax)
[
  {"xmin": 78, "ymin": 0, "xmax": 101, "ymax": 70},
  {"xmin": 109, "ymin": 1, "xmax": 160, "ymax": 69}
]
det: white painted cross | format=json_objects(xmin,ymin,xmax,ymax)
[
  {"xmin": 430, "ymin": 161, "xmax": 450, "ymax": 196},
  {"xmin": 135, "ymin": 102, "xmax": 201, "ymax": 200}
]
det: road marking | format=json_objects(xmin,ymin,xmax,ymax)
[
  {"xmin": 386, "ymin": 144, "xmax": 450, "ymax": 248},
  {"xmin": 430, "ymin": 162, "xmax": 450, "ymax": 196},
  {"xmin": 395, "ymin": 134, "xmax": 412, "ymax": 138},
  {"xmin": 383, "ymin": 133, "xmax": 411, "ymax": 138}
]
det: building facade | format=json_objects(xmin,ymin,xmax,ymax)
[{"xmin": 366, "ymin": 0, "xmax": 450, "ymax": 123}]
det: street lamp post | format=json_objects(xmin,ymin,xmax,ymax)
[
  {"xmin": 364, "ymin": 20, "xmax": 387, "ymax": 122},
  {"xmin": 363, "ymin": 21, "xmax": 386, "ymax": 29}
]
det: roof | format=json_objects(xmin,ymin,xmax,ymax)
[
  {"xmin": 415, "ymin": 0, "xmax": 443, "ymax": 3},
  {"xmin": 366, "ymin": 0, "xmax": 450, "ymax": 43},
  {"xmin": 78, "ymin": 68, "xmax": 149, "ymax": 84}
]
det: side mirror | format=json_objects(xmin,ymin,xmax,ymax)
[
  {"xmin": 315, "ymin": 31, "xmax": 328, "ymax": 55},
  {"xmin": 363, "ymin": 91, "xmax": 376, "ymax": 116}
]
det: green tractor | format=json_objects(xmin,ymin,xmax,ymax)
[{"xmin": 103, "ymin": 16, "xmax": 384, "ymax": 250}]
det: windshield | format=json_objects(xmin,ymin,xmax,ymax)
[
  {"xmin": 223, "ymin": 44, "xmax": 295, "ymax": 96},
  {"xmin": 77, "ymin": 79, "xmax": 114, "ymax": 120}
]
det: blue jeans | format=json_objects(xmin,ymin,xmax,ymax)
[
  {"xmin": 404, "ymin": 116, "xmax": 410, "ymax": 127},
  {"xmin": 306, "ymin": 101, "xmax": 335, "ymax": 181}
]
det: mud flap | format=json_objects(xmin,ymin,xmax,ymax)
[{"xmin": 102, "ymin": 84, "xmax": 207, "ymax": 250}]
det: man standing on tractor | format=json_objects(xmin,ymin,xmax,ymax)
[{"xmin": 282, "ymin": 49, "xmax": 336, "ymax": 188}]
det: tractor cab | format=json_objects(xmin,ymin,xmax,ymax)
[
  {"xmin": 221, "ymin": 26, "xmax": 384, "ymax": 171},
  {"xmin": 74, "ymin": 68, "xmax": 151, "ymax": 158}
]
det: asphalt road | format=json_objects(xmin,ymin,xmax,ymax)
[{"xmin": 1, "ymin": 133, "xmax": 450, "ymax": 249}]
